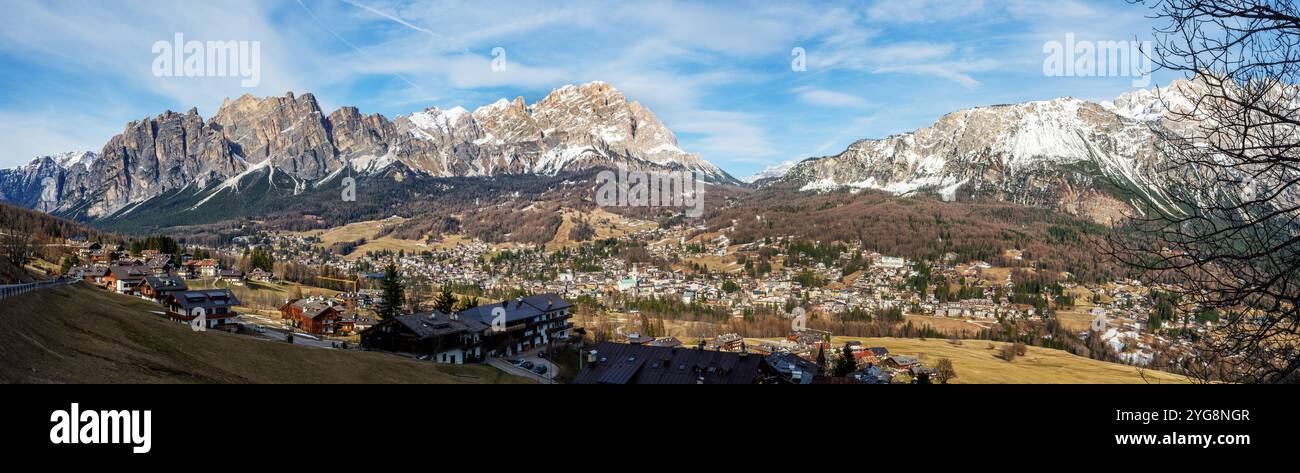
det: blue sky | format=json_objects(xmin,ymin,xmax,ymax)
[{"xmin": 0, "ymin": 0, "xmax": 1177, "ymax": 177}]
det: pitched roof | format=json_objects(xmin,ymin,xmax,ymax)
[
  {"xmin": 573, "ymin": 342, "xmax": 763, "ymax": 385},
  {"xmin": 290, "ymin": 299, "xmax": 339, "ymax": 319},
  {"xmin": 169, "ymin": 289, "xmax": 241, "ymax": 311},
  {"xmin": 458, "ymin": 299, "xmax": 544, "ymax": 325},
  {"xmin": 764, "ymin": 352, "xmax": 820, "ymax": 384},
  {"xmin": 390, "ymin": 312, "xmax": 489, "ymax": 339},
  {"xmin": 143, "ymin": 275, "xmax": 188, "ymax": 292},
  {"xmin": 107, "ymin": 265, "xmax": 147, "ymax": 281}
]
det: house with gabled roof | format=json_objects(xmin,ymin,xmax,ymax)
[
  {"xmin": 456, "ymin": 294, "xmax": 573, "ymax": 356},
  {"xmin": 140, "ymin": 275, "xmax": 188, "ymax": 303},
  {"xmin": 280, "ymin": 298, "xmax": 351, "ymax": 335},
  {"xmin": 163, "ymin": 289, "xmax": 241, "ymax": 330},
  {"xmin": 104, "ymin": 264, "xmax": 148, "ymax": 295},
  {"xmin": 360, "ymin": 311, "xmax": 490, "ymax": 364}
]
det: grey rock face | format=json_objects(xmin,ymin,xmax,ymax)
[{"xmin": 2, "ymin": 82, "xmax": 733, "ymax": 219}]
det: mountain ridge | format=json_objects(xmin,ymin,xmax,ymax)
[
  {"xmin": 0, "ymin": 81, "xmax": 737, "ymax": 220},
  {"xmin": 753, "ymin": 80, "xmax": 1213, "ymax": 225}
]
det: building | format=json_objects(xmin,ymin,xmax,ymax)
[
  {"xmin": 762, "ymin": 352, "xmax": 820, "ymax": 384},
  {"xmin": 104, "ymin": 264, "xmax": 148, "ymax": 295},
  {"xmin": 360, "ymin": 294, "xmax": 575, "ymax": 361},
  {"xmin": 572, "ymin": 342, "xmax": 763, "ymax": 384},
  {"xmin": 190, "ymin": 259, "xmax": 220, "ymax": 278},
  {"xmin": 455, "ymin": 294, "xmax": 574, "ymax": 356},
  {"xmin": 163, "ymin": 290, "xmax": 241, "ymax": 330},
  {"xmin": 69, "ymin": 266, "xmax": 109, "ymax": 285},
  {"xmin": 280, "ymin": 298, "xmax": 350, "ymax": 335},
  {"xmin": 248, "ymin": 268, "xmax": 274, "ymax": 283},
  {"xmin": 360, "ymin": 312, "xmax": 489, "ymax": 364},
  {"xmin": 218, "ymin": 269, "xmax": 245, "ymax": 286},
  {"xmin": 140, "ymin": 275, "xmax": 189, "ymax": 303}
]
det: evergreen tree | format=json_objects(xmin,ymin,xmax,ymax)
[
  {"xmin": 833, "ymin": 344, "xmax": 856, "ymax": 377},
  {"xmin": 454, "ymin": 295, "xmax": 480, "ymax": 312},
  {"xmin": 433, "ymin": 285, "xmax": 458, "ymax": 314},
  {"xmin": 816, "ymin": 345, "xmax": 827, "ymax": 373},
  {"xmin": 377, "ymin": 264, "xmax": 405, "ymax": 320}
]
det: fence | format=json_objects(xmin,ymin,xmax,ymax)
[{"xmin": 0, "ymin": 277, "xmax": 78, "ymax": 300}]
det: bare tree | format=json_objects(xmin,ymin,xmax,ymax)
[
  {"xmin": 0, "ymin": 218, "xmax": 33, "ymax": 268},
  {"xmin": 1109, "ymin": 0, "xmax": 1300, "ymax": 383}
]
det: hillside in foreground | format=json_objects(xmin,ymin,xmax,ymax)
[
  {"xmin": 0, "ymin": 283, "xmax": 530, "ymax": 384},
  {"xmin": 762, "ymin": 337, "xmax": 1190, "ymax": 384}
]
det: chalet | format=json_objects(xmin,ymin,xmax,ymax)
[
  {"xmin": 360, "ymin": 312, "xmax": 489, "ymax": 364},
  {"xmin": 884, "ymin": 355, "xmax": 920, "ymax": 370},
  {"xmin": 852, "ymin": 365, "xmax": 892, "ymax": 384},
  {"xmin": 143, "ymin": 256, "xmax": 172, "ymax": 276},
  {"xmin": 218, "ymin": 269, "xmax": 245, "ymax": 286},
  {"xmin": 89, "ymin": 247, "xmax": 118, "ymax": 264},
  {"xmin": 248, "ymin": 268, "xmax": 274, "ymax": 283},
  {"xmin": 191, "ymin": 259, "xmax": 220, "ymax": 278},
  {"xmin": 572, "ymin": 342, "xmax": 764, "ymax": 384},
  {"xmin": 853, "ymin": 350, "xmax": 880, "ymax": 367},
  {"xmin": 334, "ymin": 292, "xmax": 369, "ymax": 309},
  {"xmin": 280, "ymin": 298, "xmax": 346, "ymax": 335},
  {"xmin": 164, "ymin": 290, "xmax": 241, "ymax": 330},
  {"xmin": 348, "ymin": 313, "xmax": 379, "ymax": 333},
  {"xmin": 69, "ymin": 266, "xmax": 109, "ymax": 285},
  {"xmin": 713, "ymin": 333, "xmax": 744, "ymax": 351},
  {"xmin": 456, "ymin": 294, "xmax": 574, "ymax": 356},
  {"xmin": 140, "ymin": 275, "xmax": 188, "ymax": 303},
  {"xmin": 78, "ymin": 241, "xmax": 102, "ymax": 258},
  {"xmin": 762, "ymin": 352, "xmax": 820, "ymax": 384},
  {"xmin": 105, "ymin": 264, "xmax": 148, "ymax": 295}
]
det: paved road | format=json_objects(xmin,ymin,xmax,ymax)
[
  {"xmin": 491, "ymin": 347, "xmax": 559, "ymax": 383},
  {"xmin": 487, "ymin": 358, "xmax": 555, "ymax": 384},
  {"xmin": 240, "ymin": 321, "xmax": 342, "ymax": 349}
]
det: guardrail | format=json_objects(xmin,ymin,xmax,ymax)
[{"xmin": 0, "ymin": 277, "xmax": 78, "ymax": 300}]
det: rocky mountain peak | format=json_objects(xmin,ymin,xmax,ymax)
[{"xmin": 1, "ymin": 82, "xmax": 734, "ymax": 219}]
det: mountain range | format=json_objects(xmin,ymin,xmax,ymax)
[
  {"xmin": 752, "ymin": 79, "xmax": 1213, "ymax": 225},
  {"xmin": 1, "ymin": 78, "xmax": 1219, "ymax": 231},
  {"xmin": 0, "ymin": 81, "xmax": 734, "ymax": 222}
]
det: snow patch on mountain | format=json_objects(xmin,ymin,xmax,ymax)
[{"xmin": 743, "ymin": 160, "xmax": 799, "ymax": 183}]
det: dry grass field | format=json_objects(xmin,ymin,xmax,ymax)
[
  {"xmin": 0, "ymin": 284, "xmax": 531, "ymax": 384},
  {"xmin": 786, "ymin": 336, "xmax": 1190, "ymax": 384}
]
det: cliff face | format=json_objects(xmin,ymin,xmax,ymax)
[{"xmin": 2, "ymin": 82, "xmax": 735, "ymax": 218}]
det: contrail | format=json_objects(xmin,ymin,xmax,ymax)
[{"xmin": 338, "ymin": 0, "xmax": 445, "ymax": 41}]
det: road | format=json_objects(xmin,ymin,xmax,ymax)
[
  {"xmin": 239, "ymin": 321, "xmax": 343, "ymax": 349},
  {"xmin": 489, "ymin": 347, "xmax": 558, "ymax": 384}
]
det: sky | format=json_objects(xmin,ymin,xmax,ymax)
[{"xmin": 0, "ymin": 0, "xmax": 1179, "ymax": 178}]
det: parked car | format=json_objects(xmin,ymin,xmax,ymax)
[
  {"xmin": 537, "ymin": 350, "xmax": 547, "ymax": 358},
  {"xmin": 532, "ymin": 365, "xmax": 548, "ymax": 375},
  {"xmin": 519, "ymin": 361, "xmax": 535, "ymax": 369}
]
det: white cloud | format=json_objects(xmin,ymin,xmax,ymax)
[
  {"xmin": 793, "ymin": 87, "xmax": 871, "ymax": 109},
  {"xmin": 0, "ymin": 110, "xmax": 120, "ymax": 164},
  {"xmin": 867, "ymin": 0, "xmax": 987, "ymax": 24}
]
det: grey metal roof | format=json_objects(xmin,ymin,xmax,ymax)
[
  {"xmin": 392, "ymin": 312, "xmax": 489, "ymax": 339},
  {"xmin": 573, "ymin": 342, "xmax": 763, "ymax": 385}
]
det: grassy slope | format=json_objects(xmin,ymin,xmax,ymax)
[
  {"xmin": 0, "ymin": 283, "xmax": 532, "ymax": 384},
  {"xmin": 762, "ymin": 336, "xmax": 1191, "ymax": 384}
]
